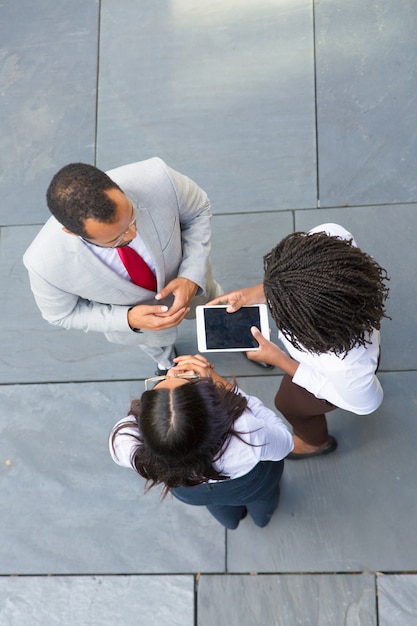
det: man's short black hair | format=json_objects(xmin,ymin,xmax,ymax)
[{"xmin": 46, "ymin": 163, "xmax": 123, "ymax": 237}]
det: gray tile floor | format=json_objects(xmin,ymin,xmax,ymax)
[{"xmin": 1, "ymin": 1, "xmax": 416, "ymax": 624}]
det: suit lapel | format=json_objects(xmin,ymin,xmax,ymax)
[
  {"xmin": 60, "ymin": 231, "xmax": 155, "ymax": 302},
  {"xmin": 132, "ymin": 204, "xmax": 165, "ymax": 289}
]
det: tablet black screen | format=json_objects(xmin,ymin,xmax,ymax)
[{"xmin": 204, "ymin": 307, "xmax": 260, "ymax": 349}]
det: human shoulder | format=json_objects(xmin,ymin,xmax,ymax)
[
  {"xmin": 105, "ymin": 158, "xmax": 184, "ymax": 209},
  {"xmin": 308, "ymin": 223, "xmax": 356, "ymax": 245},
  {"xmin": 23, "ymin": 215, "xmax": 77, "ymax": 269},
  {"xmin": 105, "ymin": 157, "xmax": 169, "ymax": 189},
  {"xmin": 109, "ymin": 415, "xmax": 140, "ymax": 468}
]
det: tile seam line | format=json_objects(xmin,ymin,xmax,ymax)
[
  {"xmin": 7, "ymin": 200, "xmax": 417, "ymax": 230},
  {"xmin": 0, "ymin": 375, "xmax": 277, "ymax": 387},
  {"xmin": 93, "ymin": 0, "xmax": 102, "ymax": 166},
  {"xmin": 211, "ymin": 203, "xmax": 417, "ymax": 216},
  {"xmin": 0, "ymin": 368, "xmax": 410, "ymax": 387},
  {"xmin": 312, "ymin": 0, "xmax": 320, "ymax": 208},
  {"xmin": 3, "ymin": 570, "xmax": 415, "ymax": 578}
]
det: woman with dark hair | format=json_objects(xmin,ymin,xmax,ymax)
[
  {"xmin": 110, "ymin": 354, "xmax": 293, "ymax": 530},
  {"xmin": 209, "ymin": 224, "xmax": 390, "ymax": 460}
]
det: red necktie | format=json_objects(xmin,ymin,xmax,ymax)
[{"xmin": 117, "ymin": 246, "xmax": 157, "ymax": 291}]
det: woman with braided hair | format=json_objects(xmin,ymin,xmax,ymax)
[{"xmin": 209, "ymin": 224, "xmax": 390, "ymax": 459}]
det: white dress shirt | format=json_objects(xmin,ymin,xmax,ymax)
[
  {"xmin": 82, "ymin": 228, "xmax": 156, "ymax": 282},
  {"xmin": 279, "ymin": 223, "xmax": 383, "ymax": 414},
  {"xmin": 109, "ymin": 387, "xmax": 293, "ymax": 480}
]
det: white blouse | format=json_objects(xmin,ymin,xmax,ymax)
[
  {"xmin": 109, "ymin": 387, "xmax": 293, "ymax": 480},
  {"xmin": 280, "ymin": 223, "xmax": 383, "ymax": 415}
]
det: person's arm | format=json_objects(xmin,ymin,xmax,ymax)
[
  {"xmin": 206, "ymin": 283, "xmax": 266, "ymax": 312},
  {"xmin": 109, "ymin": 416, "xmax": 140, "ymax": 469},
  {"xmin": 169, "ymin": 353, "xmax": 234, "ymax": 388},
  {"xmin": 26, "ymin": 268, "xmax": 131, "ymax": 332},
  {"xmin": 246, "ymin": 327, "xmax": 299, "ymax": 375},
  {"xmin": 167, "ymin": 164, "xmax": 212, "ymax": 289},
  {"xmin": 154, "ymin": 164, "xmax": 212, "ymax": 313},
  {"xmin": 293, "ymin": 359, "xmax": 383, "ymax": 415},
  {"xmin": 26, "ymin": 268, "xmax": 184, "ymax": 333},
  {"xmin": 235, "ymin": 390, "xmax": 294, "ymax": 459}
]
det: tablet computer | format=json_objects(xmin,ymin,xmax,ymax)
[{"xmin": 196, "ymin": 304, "xmax": 269, "ymax": 352}]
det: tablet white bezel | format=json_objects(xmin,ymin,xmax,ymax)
[{"xmin": 196, "ymin": 304, "xmax": 269, "ymax": 352}]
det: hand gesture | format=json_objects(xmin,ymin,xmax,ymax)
[
  {"xmin": 155, "ymin": 277, "xmax": 198, "ymax": 315},
  {"xmin": 247, "ymin": 327, "xmax": 298, "ymax": 377},
  {"xmin": 169, "ymin": 354, "xmax": 232, "ymax": 388},
  {"xmin": 207, "ymin": 283, "xmax": 265, "ymax": 312},
  {"xmin": 127, "ymin": 303, "xmax": 189, "ymax": 331}
]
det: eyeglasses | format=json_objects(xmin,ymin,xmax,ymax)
[
  {"xmin": 110, "ymin": 207, "xmax": 139, "ymax": 248},
  {"xmin": 144, "ymin": 373, "xmax": 200, "ymax": 391},
  {"xmin": 81, "ymin": 207, "xmax": 139, "ymax": 249}
]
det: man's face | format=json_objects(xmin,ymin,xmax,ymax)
[{"xmin": 81, "ymin": 188, "xmax": 137, "ymax": 248}]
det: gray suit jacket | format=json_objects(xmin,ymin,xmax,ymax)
[{"xmin": 23, "ymin": 157, "xmax": 218, "ymax": 348}]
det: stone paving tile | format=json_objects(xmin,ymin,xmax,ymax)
[
  {"xmin": 0, "ymin": 575, "xmax": 194, "ymax": 626},
  {"xmin": 0, "ymin": 0, "xmax": 98, "ymax": 226},
  {"xmin": 0, "ymin": 381, "xmax": 225, "ymax": 574},
  {"xmin": 97, "ymin": 0, "xmax": 317, "ymax": 212},
  {"xmin": 197, "ymin": 574, "xmax": 376, "ymax": 626},
  {"xmin": 227, "ymin": 372, "xmax": 417, "ymax": 573},
  {"xmin": 209, "ymin": 212, "xmax": 294, "ymax": 293},
  {"xmin": 315, "ymin": 0, "xmax": 417, "ymax": 207},
  {"xmin": 377, "ymin": 575, "xmax": 417, "ymax": 626}
]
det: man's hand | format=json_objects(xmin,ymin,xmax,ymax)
[
  {"xmin": 155, "ymin": 277, "xmax": 199, "ymax": 315},
  {"xmin": 207, "ymin": 283, "xmax": 265, "ymax": 312},
  {"xmin": 248, "ymin": 327, "xmax": 299, "ymax": 377},
  {"xmin": 127, "ymin": 303, "xmax": 189, "ymax": 331}
]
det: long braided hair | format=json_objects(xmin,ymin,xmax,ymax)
[{"xmin": 263, "ymin": 231, "xmax": 390, "ymax": 355}]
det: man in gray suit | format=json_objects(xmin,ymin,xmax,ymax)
[{"xmin": 23, "ymin": 157, "xmax": 222, "ymax": 373}]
